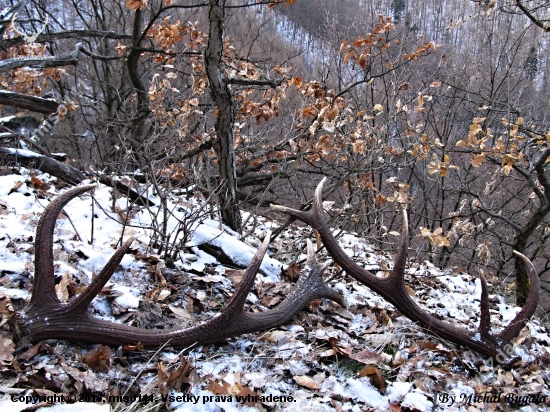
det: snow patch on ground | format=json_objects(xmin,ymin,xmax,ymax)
[{"xmin": 0, "ymin": 170, "xmax": 549, "ymax": 412}]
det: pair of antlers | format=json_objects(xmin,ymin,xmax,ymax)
[{"xmin": 12, "ymin": 179, "xmax": 539, "ymax": 361}]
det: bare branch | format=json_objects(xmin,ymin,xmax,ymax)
[
  {"xmin": 0, "ymin": 30, "xmax": 132, "ymax": 50},
  {"xmin": 0, "ymin": 43, "xmax": 84, "ymax": 73},
  {"xmin": 516, "ymin": 1, "xmax": 550, "ymax": 31}
]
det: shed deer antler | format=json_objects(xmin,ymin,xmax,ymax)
[
  {"xmin": 12, "ymin": 184, "xmax": 345, "ymax": 347},
  {"xmin": 272, "ymin": 178, "xmax": 540, "ymax": 360}
]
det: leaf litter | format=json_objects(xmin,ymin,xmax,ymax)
[{"xmin": 0, "ymin": 168, "xmax": 548, "ymax": 411}]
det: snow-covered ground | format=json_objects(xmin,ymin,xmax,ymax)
[{"xmin": 0, "ymin": 168, "xmax": 549, "ymax": 412}]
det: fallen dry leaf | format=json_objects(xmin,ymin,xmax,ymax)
[
  {"xmin": 293, "ymin": 375, "xmax": 320, "ymax": 390},
  {"xmin": 318, "ymin": 348, "xmax": 338, "ymax": 358},
  {"xmin": 376, "ymin": 309, "xmax": 392, "ymax": 326},
  {"xmin": 146, "ymin": 262, "xmax": 170, "ymax": 301},
  {"xmin": 82, "ymin": 344, "xmax": 112, "ymax": 372},
  {"xmin": 23, "ymin": 368, "xmax": 62, "ymax": 392},
  {"xmin": 65, "ymin": 365, "xmax": 107, "ymax": 393},
  {"xmin": 55, "ymin": 272, "xmax": 72, "ymax": 302},
  {"xmin": 417, "ymin": 340, "xmax": 438, "ymax": 351},
  {"xmin": 358, "ymin": 365, "xmax": 388, "ymax": 394},
  {"xmin": 225, "ymin": 269, "xmax": 244, "ymax": 285},
  {"xmin": 0, "ymin": 294, "xmax": 14, "ymax": 315},
  {"xmin": 30, "ymin": 176, "xmax": 51, "ymax": 191},
  {"xmin": 158, "ymin": 359, "xmax": 195, "ymax": 396},
  {"xmin": 405, "ymin": 285, "xmax": 416, "ymax": 297},
  {"xmin": 205, "ymin": 378, "xmax": 260, "ymax": 406},
  {"xmin": 122, "ymin": 342, "xmax": 144, "ymax": 351},
  {"xmin": 168, "ymin": 305, "xmax": 197, "ymax": 324},
  {"xmin": 135, "ymin": 253, "xmax": 161, "ymax": 264},
  {"xmin": 8, "ymin": 181, "xmax": 23, "ymax": 194},
  {"xmin": 260, "ymin": 330, "xmax": 290, "ymax": 344},
  {"xmin": 262, "ymin": 295, "xmax": 282, "ymax": 307},
  {"xmin": 309, "ymin": 298, "xmax": 322, "ymax": 312},
  {"xmin": 0, "ymin": 337, "xmax": 15, "ymax": 363},
  {"xmin": 193, "ymin": 275, "xmax": 223, "ymax": 283},
  {"xmin": 206, "ymin": 379, "xmax": 227, "ymax": 395},
  {"xmin": 284, "ymin": 261, "xmax": 301, "ymax": 281},
  {"xmin": 349, "ymin": 348, "xmax": 384, "ymax": 365},
  {"xmin": 18, "ymin": 341, "xmax": 49, "ymax": 362}
]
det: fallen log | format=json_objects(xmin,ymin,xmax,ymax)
[{"xmin": 0, "ymin": 147, "xmax": 85, "ymax": 184}]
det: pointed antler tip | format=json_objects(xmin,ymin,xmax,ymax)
[
  {"xmin": 512, "ymin": 250, "xmax": 527, "ymax": 260},
  {"xmin": 512, "ymin": 250, "xmax": 537, "ymax": 275},
  {"xmin": 316, "ymin": 177, "xmax": 328, "ymax": 192},
  {"xmin": 259, "ymin": 230, "xmax": 272, "ymax": 251},
  {"xmin": 305, "ymin": 239, "xmax": 315, "ymax": 265},
  {"xmin": 478, "ymin": 270, "xmax": 486, "ymax": 282},
  {"xmin": 80, "ymin": 183, "xmax": 98, "ymax": 190},
  {"xmin": 401, "ymin": 208, "xmax": 409, "ymax": 228},
  {"xmin": 270, "ymin": 204, "xmax": 292, "ymax": 213}
]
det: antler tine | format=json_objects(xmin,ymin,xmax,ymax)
[
  {"xmin": 31, "ymin": 184, "xmax": 97, "ymax": 308},
  {"xmin": 272, "ymin": 179, "xmax": 541, "ymax": 361},
  {"xmin": 222, "ymin": 228, "xmax": 271, "ymax": 311},
  {"xmin": 498, "ymin": 251, "xmax": 540, "ymax": 342},
  {"xmin": 13, "ymin": 185, "xmax": 344, "ymax": 348},
  {"xmin": 392, "ymin": 209, "xmax": 409, "ymax": 277},
  {"xmin": 273, "ymin": 178, "xmax": 380, "ymax": 285},
  {"xmin": 477, "ymin": 270, "xmax": 493, "ymax": 342},
  {"xmin": 300, "ymin": 239, "xmax": 347, "ymax": 308},
  {"xmin": 68, "ymin": 237, "xmax": 135, "ymax": 313}
]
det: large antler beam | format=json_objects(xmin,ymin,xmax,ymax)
[
  {"xmin": 12, "ymin": 185, "xmax": 345, "ymax": 348},
  {"xmin": 271, "ymin": 178, "xmax": 540, "ymax": 361}
]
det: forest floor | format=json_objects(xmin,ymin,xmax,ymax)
[{"xmin": 0, "ymin": 167, "xmax": 549, "ymax": 412}]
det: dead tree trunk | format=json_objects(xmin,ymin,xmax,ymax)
[
  {"xmin": 0, "ymin": 91, "xmax": 59, "ymax": 113},
  {"xmin": 0, "ymin": 148, "xmax": 85, "ymax": 184}
]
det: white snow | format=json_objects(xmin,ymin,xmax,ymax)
[
  {"xmin": 188, "ymin": 223, "xmax": 282, "ymax": 281},
  {"xmin": 37, "ymin": 404, "xmax": 110, "ymax": 412},
  {"xmin": 0, "ymin": 398, "xmax": 110, "ymax": 412},
  {"xmin": 3, "ymin": 148, "xmax": 43, "ymax": 158},
  {"xmin": 0, "ymin": 168, "xmax": 549, "ymax": 412},
  {"xmin": 170, "ymin": 390, "xmax": 258, "ymax": 412},
  {"xmin": 345, "ymin": 378, "xmax": 388, "ymax": 409},
  {"xmin": 401, "ymin": 390, "xmax": 433, "ymax": 411},
  {"xmin": 112, "ymin": 285, "xmax": 141, "ymax": 309}
]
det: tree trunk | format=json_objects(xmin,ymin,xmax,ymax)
[
  {"xmin": 127, "ymin": 9, "xmax": 150, "ymax": 146},
  {"xmin": 204, "ymin": 0, "xmax": 241, "ymax": 232},
  {"xmin": 513, "ymin": 204, "xmax": 549, "ymax": 305},
  {"xmin": 513, "ymin": 149, "xmax": 550, "ymax": 305}
]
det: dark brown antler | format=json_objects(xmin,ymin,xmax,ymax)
[
  {"xmin": 13, "ymin": 184, "xmax": 345, "ymax": 347},
  {"xmin": 272, "ymin": 178, "xmax": 540, "ymax": 361}
]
